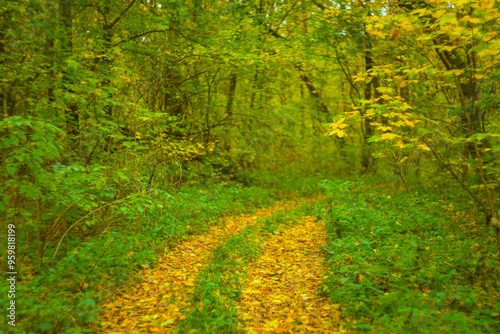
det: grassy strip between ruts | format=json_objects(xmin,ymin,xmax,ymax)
[
  {"xmin": 316, "ymin": 179, "xmax": 500, "ymax": 333},
  {"xmin": 176, "ymin": 206, "xmax": 305, "ymax": 333},
  {"xmin": 93, "ymin": 203, "xmax": 291, "ymax": 333}
]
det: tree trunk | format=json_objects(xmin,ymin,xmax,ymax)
[
  {"xmin": 59, "ymin": 0, "xmax": 79, "ymax": 143},
  {"xmin": 224, "ymin": 73, "xmax": 237, "ymax": 151},
  {"xmin": 0, "ymin": 1, "xmax": 16, "ymax": 117},
  {"xmin": 361, "ymin": 44, "xmax": 377, "ymax": 173}
]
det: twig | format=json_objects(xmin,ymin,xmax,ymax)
[
  {"xmin": 53, "ymin": 198, "xmax": 126, "ymax": 259},
  {"xmin": 422, "ymin": 139, "xmax": 488, "ymax": 215},
  {"xmin": 472, "ymin": 142, "xmax": 500, "ymax": 250}
]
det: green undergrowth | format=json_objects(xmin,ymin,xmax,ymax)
[
  {"xmin": 176, "ymin": 206, "xmax": 304, "ymax": 333},
  {"xmin": 1, "ymin": 183, "xmax": 274, "ymax": 334},
  {"xmin": 236, "ymin": 165, "xmax": 330, "ymax": 198},
  {"xmin": 317, "ymin": 179, "xmax": 500, "ymax": 333}
]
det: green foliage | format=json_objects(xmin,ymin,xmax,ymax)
[
  {"xmin": 318, "ymin": 179, "xmax": 500, "ymax": 333},
  {"xmin": 0, "ymin": 182, "xmax": 274, "ymax": 333},
  {"xmin": 236, "ymin": 161, "xmax": 339, "ymax": 199}
]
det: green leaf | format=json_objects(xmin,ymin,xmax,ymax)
[
  {"xmin": 42, "ymin": 323, "xmax": 52, "ymax": 331},
  {"xmin": 82, "ymin": 298, "xmax": 96, "ymax": 308},
  {"xmin": 6, "ymin": 165, "xmax": 16, "ymax": 176}
]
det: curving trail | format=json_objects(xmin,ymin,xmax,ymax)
[
  {"xmin": 94, "ymin": 203, "xmax": 292, "ymax": 333},
  {"xmin": 93, "ymin": 197, "xmax": 345, "ymax": 334},
  {"xmin": 236, "ymin": 216, "xmax": 345, "ymax": 333}
]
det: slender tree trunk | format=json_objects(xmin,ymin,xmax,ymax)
[
  {"xmin": 59, "ymin": 0, "xmax": 79, "ymax": 143},
  {"xmin": 0, "ymin": 1, "xmax": 16, "ymax": 117},
  {"xmin": 45, "ymin": 1, "xmax": 57, "ymax": 105},
  {"xmin": 223, "ymin": 73, "xmax": 237, "ymax": 151},
  {"xmin": 361, "ymin": 45, "xmax": 376, "ymax": 173},
  {"xmin": 226, "ymin": 74, "xmax": 237, "ymax": 117},
  {"xmin": 249, "ymin": 71, "xmax": 259, "ymax": 111},
  {"xmin": 296, "ymin": 65, "xmax": 329, "ymax": 115}
]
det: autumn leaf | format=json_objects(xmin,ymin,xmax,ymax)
[
  {"xmin": 378, "ymin": 133, "xmax": 401, "ymax": 141},
  {"xmin": 394, "ymin": 140, "xmax": 406, "ymax": 149},
  {"xmin": 418, "ymin": 143, "xmax": 431, "ymax": 151}
]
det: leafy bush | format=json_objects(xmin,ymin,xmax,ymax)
[
  {"xmin": 236, "ymin": 165, "xmax": 328, "ymax": 198},
  {"xmin": 317, "ymin": 179, "xmax": 500, "ymax": 333}
]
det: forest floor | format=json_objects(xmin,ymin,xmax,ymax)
[
  {"xmin": 94, "ymin": 198, "xmax": 346, "ymax": 333},
  {"xmin": 13, "ymin": 178, "xmax": 498, "ymax": 333}
]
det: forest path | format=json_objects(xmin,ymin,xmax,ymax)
[
  {"xmin": 236, "ymin": 215, "xmax": 344, "ymax": 333},
  {"xmin": 94, "ymin": 202, "xmax": 293, "ymax": 333},
  {"xmin": 94, "ymin": 198, "xmax": 344, "ymax": 333}
]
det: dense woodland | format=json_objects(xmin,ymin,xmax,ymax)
[{"xmin": 1, "ymin": 0, "xmax": 500, "ymax": 333}]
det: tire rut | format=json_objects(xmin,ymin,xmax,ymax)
[
  {"xmin": 236, "ymin": 216, "xmax": 345, "ymax": 333},
  {"xmin": 94, "ymin": 202, "xmax": 294, "ymax": 333}
]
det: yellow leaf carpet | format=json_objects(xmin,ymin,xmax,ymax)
[
  {"xmin": 95, "ymin": 203, "xmax": 293, "ymax": 333},
  {"xmin": 236, "ymin": 216, "xmax": 345, "ymax": 333}
]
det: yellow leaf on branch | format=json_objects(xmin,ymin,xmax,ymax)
[
  {"xmin": 395, "ymin": 140, "xmax": 405, "ymax": 149},
  {"xmin": 378, "ymin": 133, "xmax": 401, "ymax": 141},
  {"xmin": 418, "ymin": 144, "xmax": 431, "ymax": 151},
  {"xmin": 326, "ymin": 118, "xmax": 350, "ymax": 137},
  {"xmin": 377, "ymin": 125, "xmax": 393, "ymax": 132}
]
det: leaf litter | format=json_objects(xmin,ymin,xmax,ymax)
[
  {"xmin": 236, "ymin": 215, "xmax": 346, "ymax": 333},
  {"xmin": 94, "ymin": 202, "xmax": 294, "ymax": 333}
]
